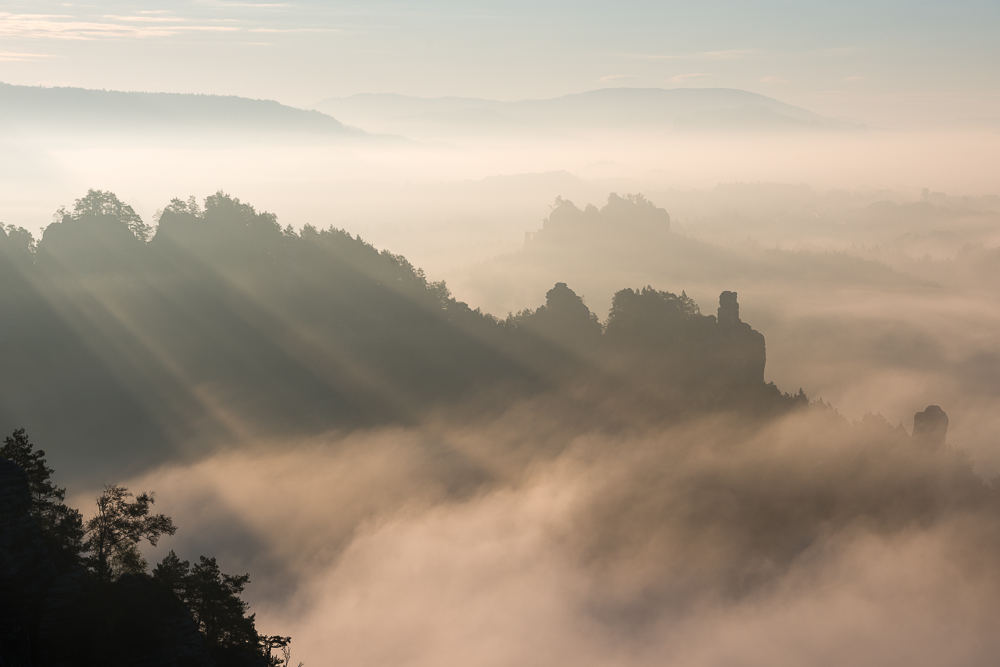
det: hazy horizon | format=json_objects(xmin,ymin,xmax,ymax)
[{"xmin": 3, "ymin": 1, "xmax": 999, "ymax": 128}]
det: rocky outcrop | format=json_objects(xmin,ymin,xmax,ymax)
[
  {"xmin": 715, "ymin": 291, "xmax": 766, "ymax": 386},
  {"xmin": 539, "ymin": 194, "xmax": 670, "ymax": 242},
  {"xmin": 913, "ymin": 405, "xmax": 948, "ymax": 449},
  {"xmin": 0, "ymin": 459, "xmax": 56, "ymax": 667},
  {"xmin": 599, "ymin": 286, "xmax": 769, "ymax": 392},
  {"xmin": 717, "ymin": 291, "xmax": 741, "ymax": 328}
]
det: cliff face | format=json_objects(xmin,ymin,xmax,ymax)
[{"xmin": 715, "ymin": 291, "xmax": 767, "ymax": 386}]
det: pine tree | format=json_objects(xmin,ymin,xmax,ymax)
[{"xmin": 0, "ymin": 428, "xmax": 84, "ymax": 570}]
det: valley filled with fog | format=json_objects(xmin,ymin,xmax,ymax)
[{"xmin": 2, "ymin": 81, "xmax": 1000, "ymax": 666}]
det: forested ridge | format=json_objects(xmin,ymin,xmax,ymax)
[
  {"xmin": 0, "ymin": 190, "xmax": 793, "ymax": 479},
  {"xmin": 4, "ymin": 191, "xmax": 1000, "ymax": 666}
]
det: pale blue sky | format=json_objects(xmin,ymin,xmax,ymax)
[{"xmin": 1, "ymin": 1, "xmax": 997, "ymax": 124}]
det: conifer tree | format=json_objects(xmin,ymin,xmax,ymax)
[{"xmin": 0, "ymin": 428, "xmax": 84, "ymax": 569}]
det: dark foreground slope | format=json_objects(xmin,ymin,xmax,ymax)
[{"xmin": 0, "ymin": 446, "xmax": 285, "ymax": 667}]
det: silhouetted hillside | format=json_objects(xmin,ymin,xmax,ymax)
[
  {"xmin": 0, "ymin": 191, "xmax": 797, "ymax": 481},
  {"xmin": 0, "ymin": 83, "xmax": 358, "ymax": 137},
  {"xmin": 313, "ymin": 88, "xmax": 864, "ymax": 138},
  {"xmin": 11, "ymin": 190, "xmax": 927, "ymax": 475}
]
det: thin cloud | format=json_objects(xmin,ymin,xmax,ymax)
[
  {"xmin": 0, "ymin": 13, "xmax": 240, "ymax": 39},
  {"xmin": 760, "ymin": 75, "xmax": 789, "ymax": 83},
  {"xmin": 203, "ymin": 2, "xmax": 291, "ymax": 6},
  {"xmin": 670, "ymin": 72, "xmax": 711, "ymax": 82},
  {"xmin": 624, "ymin": 49, "xmax": 760, "ymax": 61},
  {"xmin": 248, "ymin": 27, "xmax": 341, "ymax": 33},
  {"xmin": 623, "ymin": 47, "xmax": 860, "ymax": 62},
  {"xmin": 599, "ymin": 74, "xmax": 636, "ymax": 82},
  {"xmin": 103, "ymin": 16, "xmax": 188, "ymax": 23},
  {"xmin": 0, "ymin": 50, "xmax": 55, "ymax": 61}
]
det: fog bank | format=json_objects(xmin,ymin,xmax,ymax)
[{"xmin": 110, "ymin": 404, "xmax": 1000, "ymax": 666}]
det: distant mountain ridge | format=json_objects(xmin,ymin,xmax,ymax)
[
  {"xmin": 0, "ymin": 82, "xmax": 859, "ymax": 140},
  {"xmin": 0, "ymin": 82, "xmax": 357, "ymax": 136},
  {"xmin": 313, "ymin": 87, "xmax": 865, "ymax": 137}
]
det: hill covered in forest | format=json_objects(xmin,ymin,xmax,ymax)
[
  {"xmin": 456, "ymin": 192, "xmax": 918, "ymax": 317},
  {"xmin": 0, "ymin": 190, "xmax": 797, "ymax": 481}
]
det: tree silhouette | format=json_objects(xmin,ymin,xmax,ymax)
[
  {"xmin": 153, "ymin": 550, "xmax": 289, "ymax": 665},
  {"xmin": 605, "ymin": 286, "xmax": 702, "ymax": 346},
  {"xmin": 0, "ymin": 430, "xmax": 293, "ymax": 665},
  {"xmin": 511, "ymin": 282, "xmax": 602, "ymax": 349},
  {"xmin": 83, "ymin": 485, "xmax": 176, "ymax": 586},
  {"xmin": 60, "ymin": 188, "xmax": 153, "ymax": 241},
  {"xmin": 0, "ymin": 428, "xmax": 84, "ymax": 569}
]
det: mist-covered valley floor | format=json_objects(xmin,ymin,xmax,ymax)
[
  {"xmin": 2, "ymin": 168, "xmax": 1000, "ymax": 665},
  {"xmin": 129, "ymin": 405, "xmax": 1000, "ymax": 666}
]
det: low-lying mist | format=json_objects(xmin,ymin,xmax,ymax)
[
  {"xmin": 3, "ymin": 91, "xmax": 1000, "ymax": 665},
  {"xmin": 3, "ymin": 125, "xmax": 998, "ymax": 269},
  {"xmin": 449, "ymin": 191, "xmax": 1000, "ymax": 475},
  {"xmin": 117, "ymin": 401, "xmax": 1000, "ymax": 666}
]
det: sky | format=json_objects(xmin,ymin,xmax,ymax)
[{"xmin": 1, "ymin": 0, "xmax": 998, "ymax": 126}]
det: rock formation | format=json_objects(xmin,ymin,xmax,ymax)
[
  {"xmin": 912, "ymin": 405, "xmax": 949, "ymax": 449},
  {"xmin": 715, "ymin": 291, "xmax": 766, "ymax": 386},
  {"xmin": 717, "ymin": 291, "xmax": 741, "ymax": 327}
]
